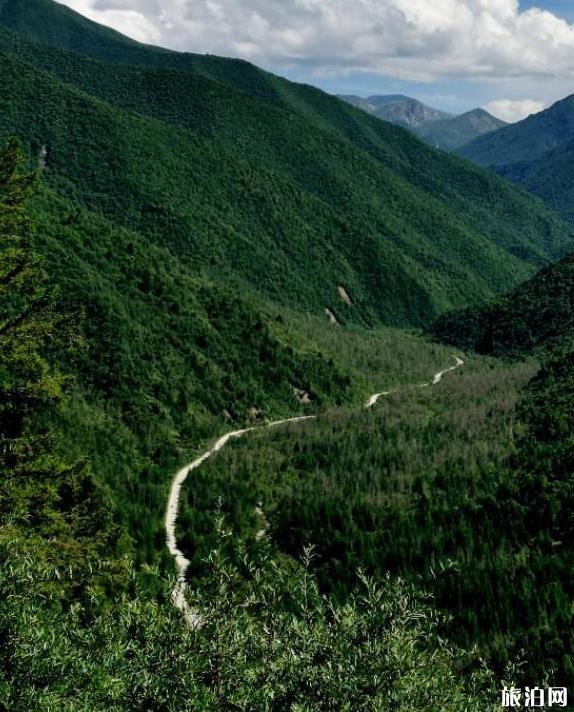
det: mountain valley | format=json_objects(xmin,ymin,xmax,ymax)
[{"xmin": 2, "ymin": 0, "xmax": 574, "ymax": 708}]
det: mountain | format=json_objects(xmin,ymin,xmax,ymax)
[
  {"xmin": 0, "ymin": 147, "xmax": 505, "ymax": 710},
  {"xmin": 338, "ymin": 97, "xmax": 505, "ymax": 149},
  {"xmin": 516, "ymin": 138, "xmax": 574, "ymax": 224},
  {"xmin": 428, "ymin": 243, "xmax": 574, "ymax": 683},
  {"xmin": 338, "ymin": 93, "xmax": 452, "ymax": 127},
  {"xmin": 458, "ymin": 95, "xmax": 574, "ymax": 223},
  {"xmin": 459, "ymin": 95, "xmax": 574, "ymax": 170},
  {"xmin": 416, "ymin": 108, "xmax": 507, "ymax": 151},
  {"xmin": 0, "ymin": 0, "xmax": 572, "ymax": 544},
  {"xmin": 0, "ymin": 14, "xmax": 571, "ymax": 330},
  {"xmin": 3, "ymin": 1, "xmax": 574, "ymax": 701},
  {"xmin": 430, "ymin": 250, "xmax": 574, "ymax": 357}
]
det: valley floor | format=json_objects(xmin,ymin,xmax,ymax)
[
  {"xmin": 170, "ymin": 321, "xmax": 537, "ymax": 665},
  {"xmin": 166, "ymin": 337, "xmax": 466, "ymax": 626}
]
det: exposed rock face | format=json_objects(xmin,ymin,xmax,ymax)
[
  {"xmin": 337, "ymin": 94, "xmax": 452, "ymax": 128},
  {"xmin": 338, "ymin": 286, "xmax": 352, "ymax": 305},
  {"xmin": 325, "ymin": 308, "xmax": 339, "ymax": 325}
]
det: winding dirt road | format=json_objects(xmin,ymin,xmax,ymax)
[{"xmin": 165, "ymin": 355, "xmax": 463, "ymax": 626}]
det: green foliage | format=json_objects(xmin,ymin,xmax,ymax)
[
  {"xmin": 1, "ymin": 521, "xmax": 502, "ymax": 711},
  {"xmin": 2, "ymin": 0, "xmax": 569, "ymax": 568},
  {"xmin": 275, "ymin": 310, "xmax": 458, "ymax": 396},
  {"xmin": 0, "ymin": 141, "xmax": 502, "ymax": 708},
  {"xmin": 517, "ymin": 139, "xmax": 574, "ymax": 225},
  {"xmin": 0, "ymin": 141, "xmax": 121, "ymax": 592},
  {"xmin": 428, "ymin": 245, "xmax": 574, "ymax": 682},
  {"xmin": 429, "ymin": 251, "xmax": 574, "ymax": 356},
  {"xmin": 27, "ymin": 185, "xmax": 353, "ymax": 564},
  {"xmin": 177, "ymin": 358, "xmax": 536, "ymax": 657},
  {"xmin": 458, "ymin": 95, "xmax": 574, "ymax": 224},
  {"xmin": 0, "ymin": 3, "xmax": 572, "ymax": 704},
  {"xmin": 502, "ymin": 344, "xmax": 574, "ymax": 683},
  {"xmin": 178, "ymin": 353, "xmax": 574, "ymax": 683}
]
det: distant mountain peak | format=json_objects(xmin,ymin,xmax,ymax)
[
  {"xmin": 338, "ymin": 94, "xmax": 507, "ymax": 150},
  {"xmin": 413, "ymin": 108, "xmax": 507, "ymax": 150},
  {"xmin": 337, "ymin": 93, "xmax": 452, "ymax": 128}
]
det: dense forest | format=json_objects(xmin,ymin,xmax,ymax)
[
  {"xmin": 427, "ymin": 247, "xmax": 574, "ymax": 682},
  {"xmin": 430, "ymin": 250, "xmax": 574, "ymax": 356},
  {"xmin": 0, "ymin": 3, "xmax": 573, "ymax": 331},
  {"xmin": 0, "ymin": 0, "xmax": 569, "ymax": 572},
  {"xmin": 459, "ymin": 94, "xmax": 574, "ymax": 225},
  {"xmin": 186, "ymin": 315, "xmax": 574, "ymax": 684}
]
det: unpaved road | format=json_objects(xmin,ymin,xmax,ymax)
[
  {"xmin": 165, "ymin": 416, "xmax": 315, "ymax": 626},
  {"xmin": 365, "ymin": 355, "xmax": 464, "ymax": 407},
  {"xmin": 165, "ymin": 355, "xmax": 464, "ymax": 626}
]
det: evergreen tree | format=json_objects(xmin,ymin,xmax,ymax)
[{"xmin": 0, "ymin": 139, "xmax": 117, "ymax": 579}]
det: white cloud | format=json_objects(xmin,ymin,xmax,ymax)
[
  {"xmin": 484, "ymin": 98, "xmax": 545, "ymax": 123},
  {"xmin": 56, "ymin": 0, "xmax": 574, "ymax": 86},
  {"xmin": 56, "ymin": 0, "xmax": 161, "ymax": 44}
]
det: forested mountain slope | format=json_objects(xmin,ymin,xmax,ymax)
[
  {"xmin": 430, "ymin": 251, "xmax": 574, "ymax": 356},
  {"xmin": 0, "ymin": 2, "xmax": 572, "ymax": 328},
  {"xmin": 458, "ymin": 95, "xmax": 574, "ymax": 224},
  {"xmin": 509, "ymin": 138, "xmax": 574, "ymax": 224},
  {"xmin": 1, "ymin": 1, "xmax": 572, "ymax": 702},
  {"xmin": 459, "ymin": 95, "xmax": 574, "ymax": 171},
  {"xmin": 0, "ymin": 0, "xmax": 572, "ymax": 566},
  {"xmin": 201, "ymin": 344, "xmax": 574, "ymax": 684},
  {"xmin": 193, "ymin": 247, "xmax": 574, "ymax": 683},
  {"xmin": 427, "ymin": 249, "xmax": 574, "ymax": 683},
  {"xmin": 30, "ymin": 184, "xmax": 353, "ymax": 562}
]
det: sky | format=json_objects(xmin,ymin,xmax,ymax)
[{"xmin": 57, "ymin": 0, "xmax": 574, "ymax": 122}]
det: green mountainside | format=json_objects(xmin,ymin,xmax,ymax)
[
  {"xmin": 512, "ymin": 138, "xmax": 574, "ymax": 224},
  {"xmin": 0, "ymin": 142, "xmax": 503, "ymax": 711},
  {"xmin": 0, "ymin": 0, "xmax": 145, "ymax": 56},
  {"xmin": 458, "ymin": 95, "xmax": 574, "ymax": 223},
  {"xmin": 430, "ymin": 251, "xmax": 574, "ymax": 356},
  {"xmin": 189, "ymin": 212, "xmax": 574, "ymax": 684},
  {"xmin": 30, "ymin": 185, "xmax": 353, "ymax": 562},
  {"xmin": 459, "ymin": 95, "xmax": 574, "ymax": 170},
  {"xmin": 427, "ymin": 229, "xmax": 574, "ymax": 682},
  {"xmin": 0, "ymin": 4, "xmax": 572, "ymax": 330},
  {"xmin": 0, "ymin": 0, "xmax": 572, "ymax": 561}
]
